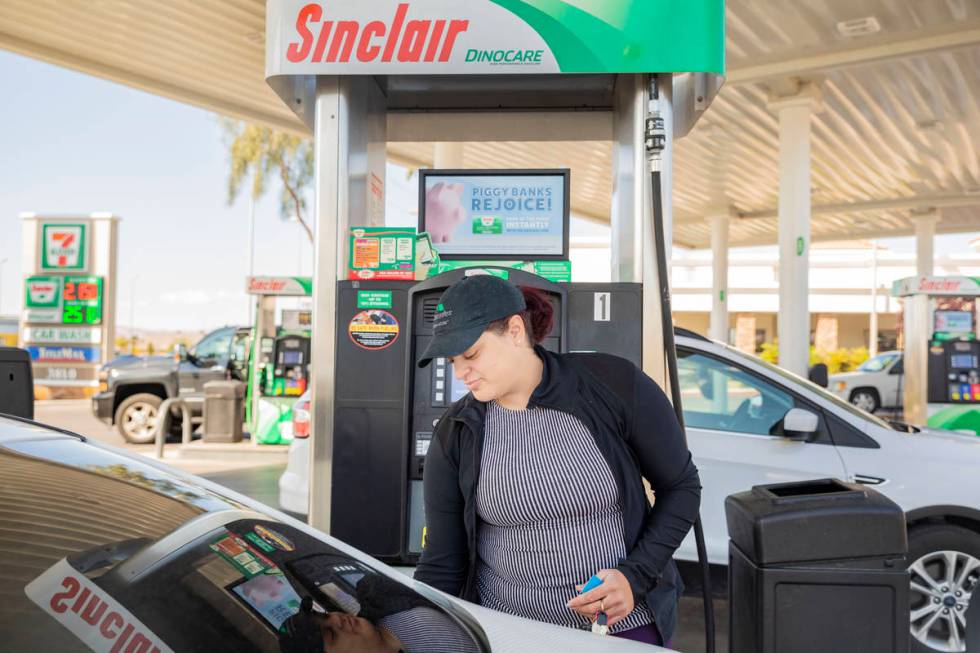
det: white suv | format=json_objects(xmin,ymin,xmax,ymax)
[
  {"xmin": 829, "ymin": 350, "xmax": 904, "ymax": 413},
  {"xmin": 673, "ymin": 331, "xmax": 977, "ymax": 653}
]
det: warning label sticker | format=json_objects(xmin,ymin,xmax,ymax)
[{"xmin": 348, "ymin": 310, "xmax": 400, "ymax": 351}]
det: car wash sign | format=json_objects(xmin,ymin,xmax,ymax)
[{"xmin": 266, "ymin": 0, "xmax": 725, "ymax": 75}]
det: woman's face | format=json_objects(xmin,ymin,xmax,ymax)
[
  {"xmin": 317, "ymin": 612, "xmax": 396, "ymax": 653},
  {"xmin": 449, "ymin": 316, "xmax": 528, "ymax": 403}
]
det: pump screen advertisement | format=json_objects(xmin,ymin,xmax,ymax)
[
  {"xmin": 935, "ymin": 310, "xmax": 974, "ymax": 335},
  {"xmin": 422, "ymin": 173, "xmax": 567, "ymax": 259}
]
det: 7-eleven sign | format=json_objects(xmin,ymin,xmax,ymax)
[{"xmin": 41, "ymin": 223, "xmax": 87, "ymax": 271}]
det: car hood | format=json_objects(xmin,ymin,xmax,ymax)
[
  {"xmin": 828, "ymin": 371, "xmax": 867, "ymax": 383},
  {"xmin": 909, "ymin": 425, "xmax": 979, "ymax": 442},
  {"xmin": 102, "ymin": 355, "xmax": 174, "ymax": 372},
  {"xmin": 442, "ymin": 597, "xmax": 671, "ymax": 652}
]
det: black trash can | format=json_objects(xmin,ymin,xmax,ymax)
[
  {"xmin": 202, "ymin": 380, "xmax": 245, "ymax": 443},
  {"xmin": 726, "ymin": 478, "xmax": 909, "ymax": 653}
]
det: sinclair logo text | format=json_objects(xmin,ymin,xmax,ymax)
[{"xmin": 286, "ymin": 3, "xmax": 470, "ymax": 64}]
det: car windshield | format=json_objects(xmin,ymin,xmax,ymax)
[
  {"xmin": 3, "ymin": 436, "xmax": 486, "ymax": 653},
  {"xmin": 858, "ymin": 352, "xmax": 900, "ymax": 373},
  {"xmin": 719, "ymin": 343, "xmax": 896, "ymax": 431}
]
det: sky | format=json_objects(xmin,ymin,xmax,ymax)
[{"xmin": 1, "ymin": 50, "xmax": 977, "ymax": 332}]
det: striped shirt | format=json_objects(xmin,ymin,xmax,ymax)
[
  {"xmin": 379, "ymin": 607, "xmax": 480, "ymax": 653},
  {"xmin": 475, "ymin": 401, "xmax": 654, "ymax": 633}
]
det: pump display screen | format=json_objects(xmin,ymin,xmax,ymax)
[
  {"xmin": 935, "ymin": 310, "xmax": 973, "ymax": 334},
  {"xmin": 950, "ymin": 353, "xmax": 978, "ymax": 369},
  {"xmin": 282, "ymin": 350, "xmax": 303, "ymax": 365},
  {"xmin": 419, "ymin": 169, "xmax": 569, "ymax": 260}
]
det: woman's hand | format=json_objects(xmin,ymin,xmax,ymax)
[{"xmin": 566, "ymin": 569, "xmax": 635, "ymax": 627}]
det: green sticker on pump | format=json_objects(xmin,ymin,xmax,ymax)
[{"xmin": 357, "ymin": 291, "xmax": 393, "ymax": 309}]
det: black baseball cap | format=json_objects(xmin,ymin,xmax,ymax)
[{"xmin": 417, "ymin": 274, "xmax": 526, "ymax": 368}]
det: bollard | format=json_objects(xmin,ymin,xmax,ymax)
[{"xmin": 154, "ymin": 397, "xmax": 193, "ymax": 458}]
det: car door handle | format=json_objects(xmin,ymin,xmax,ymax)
[{"xmin": 853, "ymin": 474, "xmax": 887, "ymax": 486}]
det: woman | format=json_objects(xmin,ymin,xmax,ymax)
[{"xmin": 414, "ymin": 274, "xmax": 701, "ymax": 646}]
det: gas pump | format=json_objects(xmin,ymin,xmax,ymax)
[
  {"xmin": 265, "ymin": 335, "xmax": 311, "ymax": 397},
  {"xmin": 263, "ymin": 2, "xmax": 725, "ymax": 649},
  {"xmin": 245, "ymin": 276, "xmax": 313, "ymax": 444},
  {"xmin": 893, "ymin": 276, "xmax": 980, "ymax": 434}
]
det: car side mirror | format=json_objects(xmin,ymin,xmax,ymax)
[
  {"xmin": 699, "ymin": 380, "xmax": 714, "ymax": 400},
  {"xmin": 808, "ymin": 363, "xmax": 829, "ymax": 388},
  {"xmin": 173, "ymin": 344, "xmax": 188, "ymax": 362},
  {"xmin": 783, "ymin": 408, "xmax": 820, "ymax": 441}
]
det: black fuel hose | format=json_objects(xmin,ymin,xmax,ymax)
[{"xmin": 650, "ymin": 167, "xmax": 716, "ymax": 653}]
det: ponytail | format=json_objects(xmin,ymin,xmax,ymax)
[
  {"xmin": 486, "ymin": 285, "xmax": 554, "ymax": 345},
  {"xmin": 519, "ymin": 286, "xmax": 554, "ymax": 344}
]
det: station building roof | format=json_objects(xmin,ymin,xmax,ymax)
[{"xmin": 1, "ymin": 0, "xmax": 977, "ymax": 247}]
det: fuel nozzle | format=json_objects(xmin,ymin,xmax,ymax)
[{"xmin": 646, "ymin": 75, "xmax": 666, "ymax": 171}]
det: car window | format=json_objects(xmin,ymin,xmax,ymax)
[
  {"xmin": 192, "ymin": 328, "xmax": 234, "ymax": 365},
  {"xmin": 678, "ymin": 350, "xmax": 794, "ymax": 436},
  {"xmin": 230, "ymin": 331, "xmax": 252, "ymax": 379},
  {"xmin": 719, "ymin": 343, "xmax": 895, "ymax": 432},
  {"xmin": 858, "ymin": 352, "xmax": 899, "ymax": 373},
  {"xmin": 2, "ymin": 439, "xmax": 486, "ymax": 653},
  {"xmin": 889, "ymin": 358, "xmax": 904, "ymax": 375}
]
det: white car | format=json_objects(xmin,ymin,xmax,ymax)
[
  {"xmin": 278, "ymin": 390, "xmax": 311, "ymax": 515},
  {"xmin": 828, "ymin": 350, "xmax": 904, "ymax": 413},
  {"xmin": 672, "ymin": 332, "xmax": 977, "ymax": 653},
  {"xmin": 280, "ymin": 333, "xmax": 979, "ymax": 653},
  {"xmin": 2, "ymin": 413, "xmax": 665, "ymax": 653}
]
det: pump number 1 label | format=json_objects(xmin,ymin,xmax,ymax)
[{"xmin": 594, "ymin": 293, "xmax": 611, "ymax": 321}]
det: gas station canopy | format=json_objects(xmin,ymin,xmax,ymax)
[{"xmin": 1, "ymin": 1, "xmax": 979, "ymax": 247}]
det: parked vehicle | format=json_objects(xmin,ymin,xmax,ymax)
[
  {"xmin": 278, "ymin": 390, "xmax": 311, "ymax": 515},
  {"xmin": 829, "ymin": 350, "xmax": 904, "ymax": 413},
  {"xmin": 0, "ymin": 413, "xmax": 662, "ymax": 652},
  {"xmin": 92, "ymin": 326, "xmax": 250, "ymax": 443},
  {"xmin": 281, "ymin": 332, "xmax": 979, "ymax": 653}
]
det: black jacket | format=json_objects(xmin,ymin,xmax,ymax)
[{"xmin": 415, "ymin": 346, "xmax": 701, "ymax": 641}]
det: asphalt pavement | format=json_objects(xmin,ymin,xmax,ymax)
[
  {"xmin": 32, "ymin": 399, "xmax": 288, "ymax": 487},
  {"xmin": 30, "ymin": 399, "xmax": 728, "ymax": 652}
]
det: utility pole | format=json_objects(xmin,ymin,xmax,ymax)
[{"xmin": 0, "ymin": 257, "xmax": 7, "ymax": 315}]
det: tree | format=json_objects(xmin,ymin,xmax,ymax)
[{"xmin": 222, "ymin": 119, "xmax": 315, "ymax": 243}]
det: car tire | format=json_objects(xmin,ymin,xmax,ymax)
[
  {"xmin": 115, "ymin": 393, "xmax": 163, "ymax": 444},
  {"xmin": 907, "ymin": 524, "xmax": 980, "ymax": 653},
  {"xmin": 849, "ymin": 387, "xmax": 880, "ymax": 413}
]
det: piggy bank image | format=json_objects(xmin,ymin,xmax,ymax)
[{"xmin": 425, "ymin": 182, "xmax": 465, "ymax": 243}]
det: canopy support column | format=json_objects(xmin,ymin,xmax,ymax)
[
  {"xmin": 769, "ymin": 83, "xmax": 821, "ymax": 377},
  {"xmin": 709, "ymin": 209, "xmax": 733, "ymax": 343},
  {"xmin": 913, "ymin": 210, "xmax": 939, "ymax": 277}
]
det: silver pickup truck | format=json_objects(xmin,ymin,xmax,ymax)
[{"xmin": 91, "ymin": 326, "xmax": 250, "ymax": 443}]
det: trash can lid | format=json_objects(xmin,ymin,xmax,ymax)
[
  {"xmin": 203, "ymin": 380, "xmax": 246, "ymax": 398},
  {"xmin": 724, "ymin": 478, "xmax": 907, "ymax": 565}
]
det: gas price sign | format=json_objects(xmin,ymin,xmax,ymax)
[
  {"xmin": 23, "ymin": 276, "xmax": 103, "ymax": 325},
  {"xmin": 62, "ymin": 277, "xmax": 103, "ymax": 325}
]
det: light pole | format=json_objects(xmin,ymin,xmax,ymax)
[
  {"xmin": 130, "ymin": 274, "xmax": 139, "ymax": 355},
  {"xmin": 0, "ymin": 257, "xmax": 7, "ymax": 315},
  {"xmin": 247, "ymin": 190, "xmax": 256, "ymax": 324}
]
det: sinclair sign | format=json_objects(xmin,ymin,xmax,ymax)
[{"xmin": 266, "ymin": 0, "xmax": 725, "ymax": 76}]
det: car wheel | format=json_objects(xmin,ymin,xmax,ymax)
[
  {"xmin": 850, "ymin": 388, "xmax": 880, "ymax": 413},
  {"xmin": 115, "ymin": 393, "xmax": 163, "ymax": 444},
  {"xmin": 908, "ymin": 524, "xmax": 980, "ymax": 653}
]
